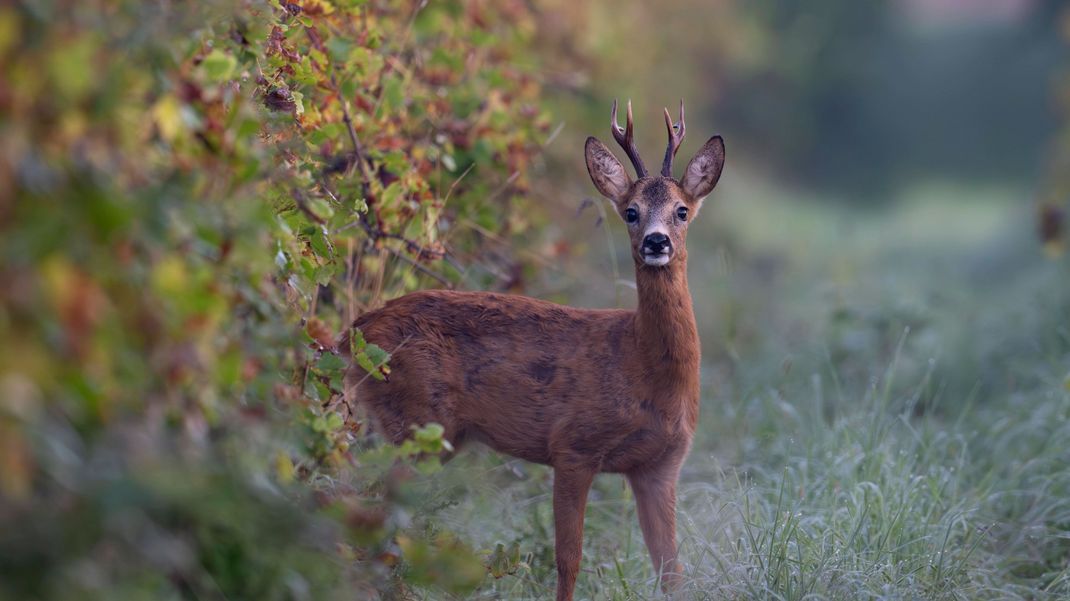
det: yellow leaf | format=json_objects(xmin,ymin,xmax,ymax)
[
  {"xmin": 152, "ymin": 256, "xmax": 188, "ymax": 297},
  {"xmin": 47, "ymin": 35, "xmax": 98, "ymax": 101},
  {"xmin": 153, "ymin": 95, "xmax": 184, "ymax": 142},
  {"xmin": 395, "ymin": 534, "xmax": 414, "ymax": 558},
  {"xmin": 275, "ymin": 451, "xmax": 295, "ymax": 484},
  {"xmin": 41, "ymin": 256, "xmax": 76, "ymax": 306},
  {"xmin": 0, "ymin": 7, "xmax": 21, "ymax": 59}
]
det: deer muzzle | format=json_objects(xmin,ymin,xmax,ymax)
[{"xmin": 641, "ymin": 232, "xmax": 672, "ymax": 266}]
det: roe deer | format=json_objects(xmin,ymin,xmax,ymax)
[{"xmin": 342, "ymin": 100, "xmax": 725, "ymax": 600}]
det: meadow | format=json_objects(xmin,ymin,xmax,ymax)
[{"xmin": 428, "ymin": 173, "xmax": 1070, "ymax": 599}]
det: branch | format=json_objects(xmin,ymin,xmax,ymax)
[
  {"xmin": 304, "ymin": 27, "xmax": 369, "ymax": 178},
  {"xmin": 383, "ymin": 247, "xmax": 454, "ymax": 289},
  {"xmin": 292, "ymin": 188, "xmax": 326, "ymax": 224}
]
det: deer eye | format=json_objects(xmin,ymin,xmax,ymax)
[
  {"xmin": 624, "ymin": 207, "xmax": 639, "ymax": 223},
  {"xmin": 676, "ymin": 206, "xmax": 689, "ymax": 221}
]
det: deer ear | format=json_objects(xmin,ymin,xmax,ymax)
[
  {"xmin": 680, "ymin": 135, "xmax": 725, "ymax": 201},
  {"xmin": 585, "ymin": 137, "xmax": 632, "ymax": 202}
]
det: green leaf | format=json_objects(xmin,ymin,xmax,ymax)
[
  {"xmin": 364, "ymin": 343, "xmax": 390, "ymax": 367},
  {"xmin": 314, "ymin": 264, "xmax": 334, "ymax": 286},
  {"xmin": 346, "ymin": 46, "xmax": 384, "ymax": 80},
  {"xmin": 201, "ymin": 49, "xmax": 237, "ymax": 82},
  {"xmin": 293, "ymin": 55, "xmax": 317, "ymax": 86},
  {"xmin": 382, "ymin": 74, "xmax": 404, "ymax": 111},
  {"xmin": 291, "ymin": 90, "xmax": 305, "ymax": 115},
  {"xmin": 315, "ymin": 352, "xmax": 346, "ymax": 374},
  {"xmin": 308, "ymin": 226, "xmax": 333, "ymax": 260},
  {"xmin": 414, "ymin": 422, "xmax": 444, "ymax": 443},
  {"xmin": 326, "ymin": 36, "xmax": 353, "ymax": 63},
  {"xmin": 412, "ymin": 422, "xmax": 452, "ymax": 454},
  {"xmin": 380, "ymin": 182, "xmax": 404, "ymax": 208},
  {"xmin": 355, "ymin": 352, "xmax": 382, "ymax": 380},
  {"xmin": 325, "ymin": 412, "xmax": 344, "ymax": 430},
  {"xmin": 350, "ymin": 328, "xmax": 367, "ymax": 352},
  {"xmin": 382, "ymin": 151, "xmax": 409, "ymax": 175},
  {"xmin": 488, "ymin": 542, "xmax": 522, "ymax": 578},
  {"xmin": 48, "ymin": 35, "xmax": 97, "ymax": 101},
  {"xmin": 340, "ymin": 76, "xmax": 357, "ymax": 100}
]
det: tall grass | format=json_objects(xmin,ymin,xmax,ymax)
[{"xmin": 412, "ymin": 176, "xmax": 1070, "ymax": 600}]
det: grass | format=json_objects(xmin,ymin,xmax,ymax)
[{"xmin": 404, "ymin": 171, "xmax": 1070, "ymax": 599}]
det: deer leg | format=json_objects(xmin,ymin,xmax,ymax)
[
  {"xmin": 627, "ymin": 465, "xmax": 683, "ymax": 592},
  {"xmin": 552, "ymin": 466, "xmax": 595, "ymax": 601}
]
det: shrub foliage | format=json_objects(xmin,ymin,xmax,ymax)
[{"xmin": 0, "ymin": 0, "xmax": 552, "ymax": 597}]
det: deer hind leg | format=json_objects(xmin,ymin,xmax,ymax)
[
  {"xmin": 627, "ymin": 465, "xmax": 683, "ymax": 593},
  {"xmin": 552, "ymin": 466, "xmax": 596, "ymax": 601}
]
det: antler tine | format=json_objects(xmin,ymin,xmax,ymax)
[
  {"xmin": 660, "ymin": 99, "xmax": 686, "ymax": 177},
  {"xmin": 611, "ymin": 99, "xmax": 648, "ymax": 178}
]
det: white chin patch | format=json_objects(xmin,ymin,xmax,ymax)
[{"xmin": 642, "ymin": 253, "xmax": 671, "ymax": 267}]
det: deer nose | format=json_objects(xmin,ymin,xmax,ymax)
[{"xmin": 642, "ymin": 233, "xmax": 671, "ymax": 254}]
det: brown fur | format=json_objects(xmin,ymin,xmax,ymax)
[{"xmin": 343, "ymin": 109, "xmax": 725, "ymax": 600}]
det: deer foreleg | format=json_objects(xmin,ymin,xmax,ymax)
[
  {"xmin": 628, "ymin": 465, "xmax": 683, "ymax": 592},
  {"xmin": 552, "ymin": 466, "xmax": 595, "ymax": 601}
]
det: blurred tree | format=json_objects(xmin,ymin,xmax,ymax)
[
  {"xmin": 540, "ymin": 0, "xmax": 1066, "ymax": 200},
  {"xmin": 720, "ymin": 0, "xmax": 1065, "ymax": 196}
]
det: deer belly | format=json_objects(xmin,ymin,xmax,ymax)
[
  {"xmin": 534, "ymin": 393, "xmax": 685, "ymax": 472},
  {"xmin": 460, "ymin": 392, "xmax": 558, "ymax": 465}
]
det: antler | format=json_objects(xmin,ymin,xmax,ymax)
[
  {"xmin": 661, "ymin": 100, "xmax": 686, "ymax": 177},
  {"xmin": 611, "ymin": 99, "xmax": 648, "ymax": 178}
]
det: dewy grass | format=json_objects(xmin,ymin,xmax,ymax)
[
  {"xmin": 676, "ymin": 351, "xmax": 998, "ymax": 599},
  {"xmin": 419, "ymin": 180, "xmax": 1070, "ymax": 600},
  {"xmin": 432, "ymin": 346, "xmax": 1067, "ymax": 599}
]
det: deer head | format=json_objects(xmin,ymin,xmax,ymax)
[{"xmin": 585, "ymin": 100, "xmax": 725, "ymax": 268}]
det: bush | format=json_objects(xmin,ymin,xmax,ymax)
[{"xmin": 0, "ymin": 0, "xmax": 554, "ymax": 597}]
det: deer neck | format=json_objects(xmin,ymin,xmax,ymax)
[{"xmin": 633, "ymin": 254, "xmax": 700, "ymax": 390}]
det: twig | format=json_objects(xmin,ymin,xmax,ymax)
[
  {"xmin": 304, "ymin": 27, "xmax": 372, "ymax": 186},
  {"xmin": 320, "ymin": 178, "xmax": 442, "ymax": 257},
  {"xmin": 457, "ymin": 218, "xmax": 558, "ymax": 268},
  {"xmin": 443, "ymin": 163, "xmax": 476, "ymax": 206},
  {"xmin": 384, "ymin": 246, "xmax": 454, "ymax": 289},
  {"xmin": 292, "ymin": 188, "xmax": 326, "ymax": 224},
  {"xmin": 333, "ymin": 69, "xmax": 366, "ymax": 166}
]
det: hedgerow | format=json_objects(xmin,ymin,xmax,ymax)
[{"xmin": 0, "ymin": 0, "xmax": 555, "ymax": 597}]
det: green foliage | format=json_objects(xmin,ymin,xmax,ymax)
[
  {"xmin": 350, "ymin": 328, "xmax": 391, "ymax": 382},
  {"xmin": 0, "ymin": 0, "xmax": 553, "ymax": 598}
]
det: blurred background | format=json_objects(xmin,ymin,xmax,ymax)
[
  {"xmin": 485, "ymin": 2, "xmax": 1070, "ymax": 597},
  {"xmin": 1, "ymin": 0, "xmax": 1068, "ymax": 599},
  {"xmin": 531, "ymin": 0, "xmax": 1069, "ymax": 399},
  {"xmin": 539, "ymin": 0, "xmax": 1066, "ymax": 193}
]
